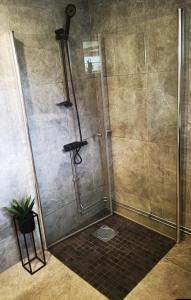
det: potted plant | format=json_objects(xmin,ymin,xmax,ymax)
[{"xmin": 6, "ymin": 196, "xmax": 35, "ymax": 234}]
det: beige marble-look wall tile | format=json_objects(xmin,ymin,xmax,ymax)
[
  {"xmin": 14, "ymin": 33, "xmax": 57, "ymax": 50},
  {"xmin": 108, "ymin": 74, "xmax": 147, "ymax": 141},
  {"xmin": 118, "ymin": 0, "xmax": 145, "ymax": 20},
  {"xmin": 148, "ymin": 143, "xmax": 176, "ymax": 185},
  {"xmin": 104, "ymin": 34, "xmax": 116, "ymax": 76},
  {"xmin": 145, "ymin": 0, "xmax": 185, "ymax": 19},
  {"xmin": 112, "ymin": 137, "xmax": 150, "ymax": 211},
  {"xmin": 89, "ymin": 0, "xmax": 117, "ymax": 34},
  {"xmin": 147, "ymin": 15, "xmax": 177, "ymax": 73},
  {"xmin": 115, "ymin": 181, "xmax": 150, "ymax": 212},
  {"xmin": 112, "ymin": 137, "xmax": 149, "ymax": 174},
  {"xmin": 149, "ymin": 181, "xmax": 176, "ymax": 222},
  {"xmin": 104, "ymin": 31, "xmax": 147, "ymax": 76},
  {"xmin": 148, "ymin": 142, "xmax": 176, "ymax": 221},
  {"xmin": 116, "ymin": 32, "xmax": 147, "ymax": 75},
  {"xmin": 147, "ymin": 71, "xmax": 177, "ymax": 100},
  {"xmin": 9, "ymin": 6, "xmax": 55, "ymax": 35},
  {"xmin": 17, "ymin": 45, "xmax": 62, "ymax": 86},
  {"xmin": 117, "ymin": 16, "xmax": 138, "ymax": 35},
  {"xmin": 147, "ymin": 86, "xmax": 177, "ymax": 146},
  {"xmin": 147, "ymin": 70, "xmax": 177, "ymax": 221},
  {"xmin": 0, "ymin": 0, "xmax": 54, "ymax": 8}
]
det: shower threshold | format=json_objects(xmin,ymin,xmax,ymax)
[{"xmin": 50, "ymin": 214, "xmax": 175, "ymax": 300}]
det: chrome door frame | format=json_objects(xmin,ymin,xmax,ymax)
[{"xmin": 177, "ymin": 8, "xmax": 184, "ymax": 243}]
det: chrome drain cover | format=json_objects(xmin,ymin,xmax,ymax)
[{"xmin": 92, "ymin": 225, "xmax": 118, "ymax": 242}]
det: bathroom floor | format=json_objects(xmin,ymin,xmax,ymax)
[{"xmin": 50, "ymin": 214, "xmax": 175, "ymax": 300}]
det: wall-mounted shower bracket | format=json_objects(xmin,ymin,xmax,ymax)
[
  {"xmin": 103, "ymin": 196, "xmax": 109, "ymax": 202},
  {"xmin": 55, "ymin": 28, "xmax": 67, "ymax": 41},
  {"xmin": 56, "ymin": 101, "xmax": 73, "ymax": 108}
]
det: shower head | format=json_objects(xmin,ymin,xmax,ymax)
[
  {"xmin": 64, "ymin": 4, "xmax": 76, "ymax": 40},
  {"xmin": 55, "ymin": 4, "xmax": 76, "ymax": 40},
  {"xmin": 65, "ymin": 4, "xmax": 76, "ymax": 18}
]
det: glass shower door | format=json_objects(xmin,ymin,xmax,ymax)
[
  {"xmin": 60, "ymin": 34, "xmax": 113, "ymax": 240},
  {"xmin": 181, "ymin": 7, "xmax": 191, "ymax": 237},
  {"xmin": 12, "ymin": 31, "xmax": 112, "ymax": 246}
]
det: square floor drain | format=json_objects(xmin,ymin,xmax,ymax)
[{"xmin": 92, "ymin": 225, "xmax": 118, "ymax": 242}]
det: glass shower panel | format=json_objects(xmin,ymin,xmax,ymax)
[
  {"xmin": 65, "ymin": 33, "xmax": 113, "ymax": 232},
  {"xmin": 13, "ymin": 32, "xmax": 112, "ymax": 246},
  {"xmin": 105, "ymin": 13, "xmax": 178, "ymax": 238},
  {"xmin": 181, "ymin": 8, "xmax": 191, "ymax": 234}
]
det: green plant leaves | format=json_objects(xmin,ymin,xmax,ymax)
[{"xmin": 5, "ymin": 196, "xmax": 35, "ymax": 220}]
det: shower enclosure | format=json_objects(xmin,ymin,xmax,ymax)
[
  {"xmin": 8, "ymin": 2, "xmax": 191, "ymax": 251},
  {"xmin": 86, "ymin": 2, "xmax": 191, "ymax": 243},
  {"xmin": 11, "ymin": 24, "xmax": 113, "ymax": 246}
]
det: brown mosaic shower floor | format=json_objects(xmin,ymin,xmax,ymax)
[{"xmin": 50, "ymin": 214, "xmax": 175, "ymax": 300}]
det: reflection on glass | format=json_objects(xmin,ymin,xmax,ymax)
[{"xmin": 83, "ymin": 40, "xmax": 101, "ymax": 73}]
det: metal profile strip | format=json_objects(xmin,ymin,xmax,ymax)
[
  {"xmin": 98, "ymin": 33, "xmax": 113, "ymax": 214},
  {"xmin": 115, "ymin": 202, "xmax": 191, "ymax": 236},
  {"xmin": 48, "ymin": 213, "xmax": 113, "ymax": 248},
  {"xmin": 177, "ymin": 8, "xmax": 184, "ymax": 243}
]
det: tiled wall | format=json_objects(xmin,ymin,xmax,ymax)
[
  {"xmin": 0, "ymin": 0, "xmax": 110, "ymax": 272},
  {"xmin": 88, "ymin": 0, "xmax": 191, "ymax": 233}
]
